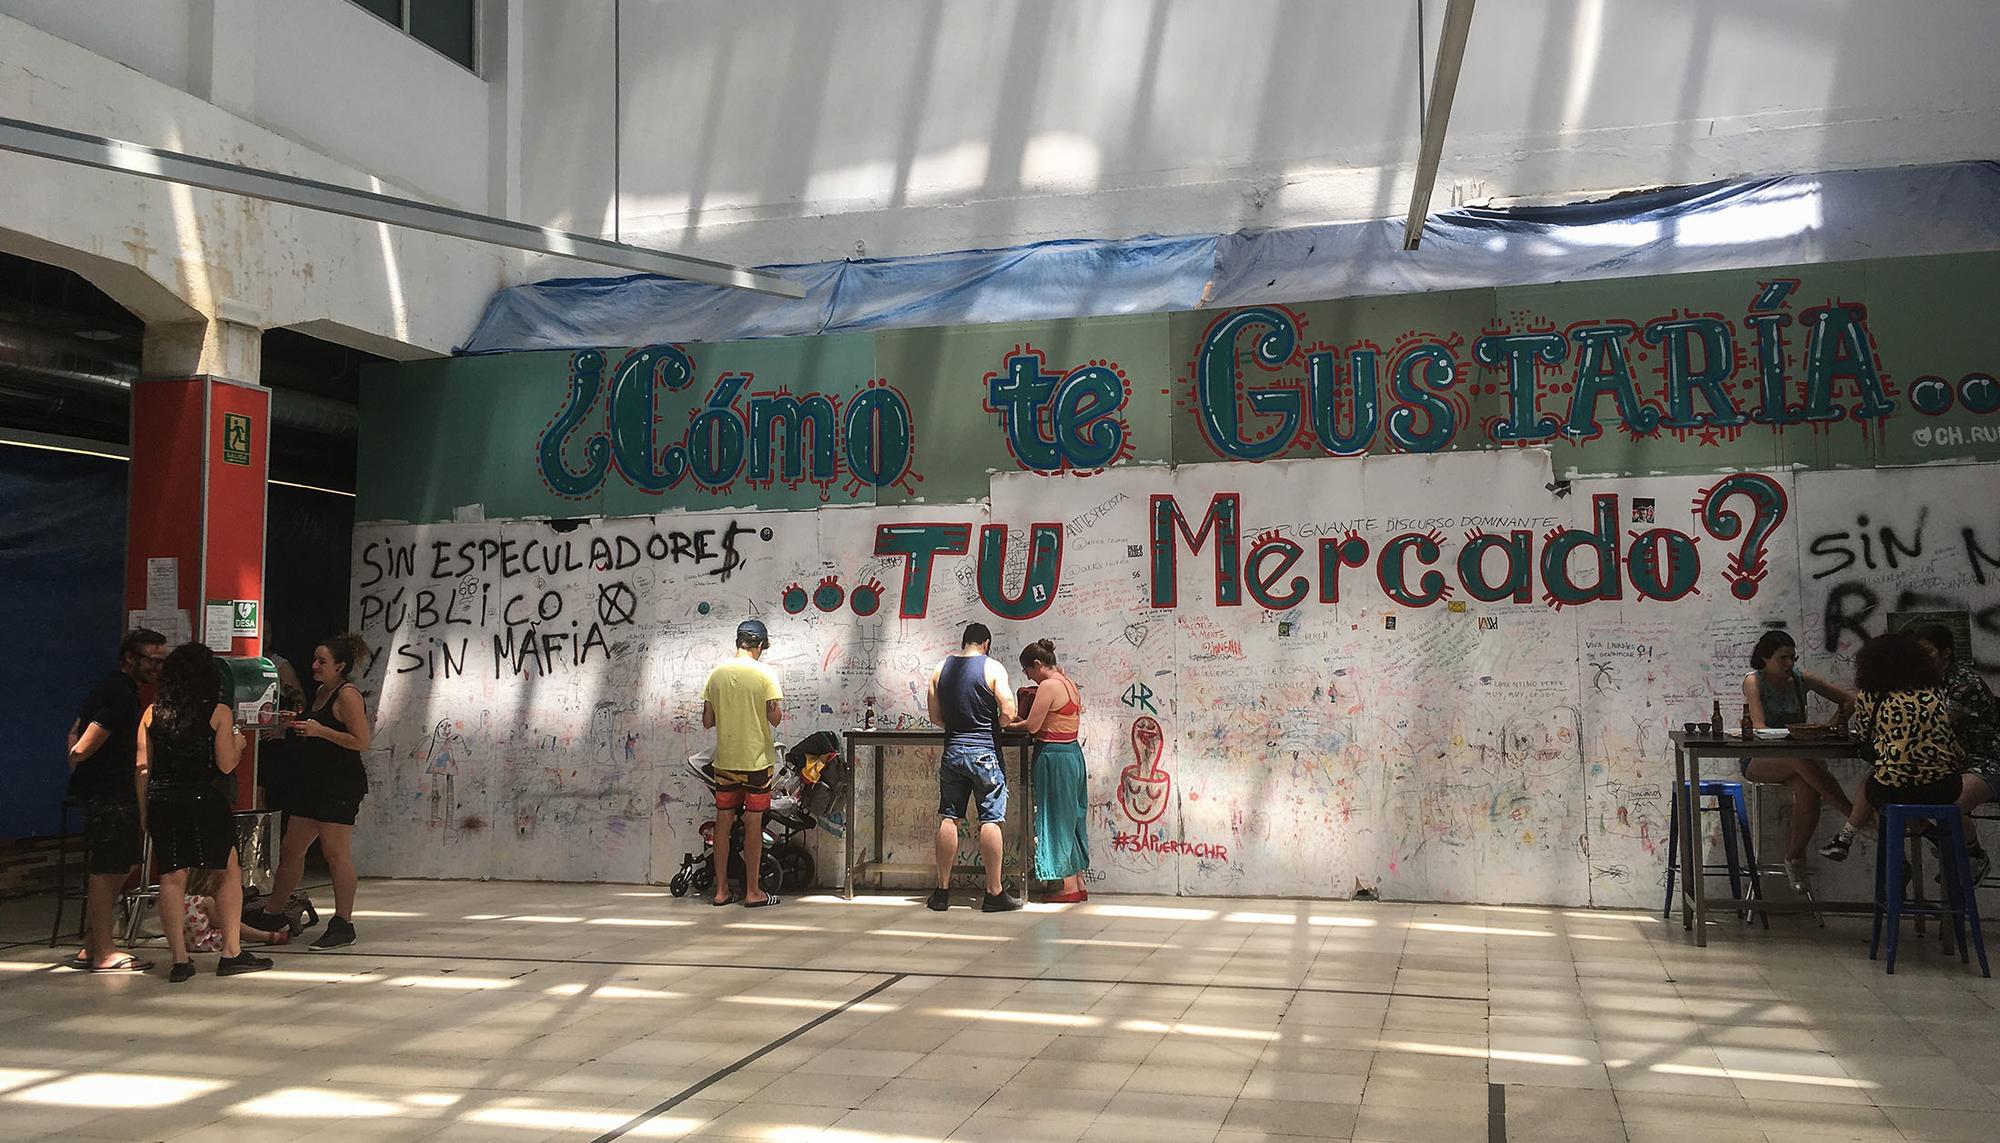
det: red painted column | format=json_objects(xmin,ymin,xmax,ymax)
[{"xmin": 124, "ymin": 376, "xmax": 270, "ymax": 809}]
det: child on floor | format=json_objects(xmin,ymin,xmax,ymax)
[{"xmin": 184, "ymin": 870, "xmax": 289, "ymax": 951}]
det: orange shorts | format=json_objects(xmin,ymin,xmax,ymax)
[{"xmin": 713, "ymin": 766, "xmax": 773, "ymax": 812}]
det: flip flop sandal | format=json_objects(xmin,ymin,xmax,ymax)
[
  {"xmin": 84, "ymin": 954, "xmax": 154, "ymax": 974},
  {"xmin": 743, "ymin": 897, "xmax": 780, "ymax": 909},
  {"xmin": 60, "ymin": 954, "xmax": 90, "ymax": 971},
  {"xmin": 710, "ymin": 895, "xmax": 740, "ymax": 906}
]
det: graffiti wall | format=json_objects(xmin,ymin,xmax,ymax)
[{"xmin": 352, "ymin": 251, "xmax": 2000, "ymax": 905}]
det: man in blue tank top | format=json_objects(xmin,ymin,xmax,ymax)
[{"xmin": 926, "ymin": 623, "xmax": 1022, "ymax": 912}]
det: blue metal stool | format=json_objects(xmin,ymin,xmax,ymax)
[
  {"xmin": 1663, "ymin": 779, "xmax": 1768, "ymax": 927},
  {"xmin": 1871, "ymin": 804, "xmax": 1990, "ymax": 976}
]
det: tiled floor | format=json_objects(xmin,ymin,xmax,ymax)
[{"xmin": 0, "ymin": 881, "xmax": 1996, "ymax": 1141}]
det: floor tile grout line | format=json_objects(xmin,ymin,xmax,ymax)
[
  {"xmin": 584, "ymin": 971, "xmax": 907, "ymax": 1143},
  {"xmin": 247, "ymin": 946, "xmax": 1490, "ymax": 1003}
]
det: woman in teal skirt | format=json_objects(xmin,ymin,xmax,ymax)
[{"xmin": 1011, "ymin": 639, "xmax": 1090, "ymax": 902}]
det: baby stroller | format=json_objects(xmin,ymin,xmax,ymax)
[{"xmin": 668, "ymin": 731, "xmax": 847, "ymax": 898}]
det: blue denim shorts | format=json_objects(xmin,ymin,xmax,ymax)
[{"xmin": 939, "ymin": 742, "xmax": 1007, "ymax": 823}]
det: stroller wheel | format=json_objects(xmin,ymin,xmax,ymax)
[
  {"xmin": 691, "ymin": 863, "xmax": 714, "ymax": 898},
  {"xmin": 668, "ymin": 873, "xmax": 689, "ymax": 898},
  {"xmin": 758, "ymin": 853, "xmax": 783, "ymax": 897},
  {"xmin": 771, "ymin": 843, "xmax": 816, "ymax": 892}
]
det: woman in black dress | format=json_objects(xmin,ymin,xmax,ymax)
[
  {"xmin": 137, "ymin": 643, "xmax": 274, "ymax": 982},
  {"xmin": 255, "ymin": 634, "xmax": 372, "ymax": 950}
]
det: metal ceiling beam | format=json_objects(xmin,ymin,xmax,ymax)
[
  {"xmin": 0, "ymin": 116, "xmax": 804, "ymax": 298},
  {"xmin": 1402, "ymin": 0, "xmax": 1477, "ymax": 251}
]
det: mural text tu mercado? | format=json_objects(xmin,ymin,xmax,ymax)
[{"xmin": 873, "ymin": 471, "xmax": 1789, "ymax": 620}]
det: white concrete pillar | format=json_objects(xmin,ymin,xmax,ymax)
[{"xmin": 141, "ymin": 316, "xmax": 262, "ymax": 382}]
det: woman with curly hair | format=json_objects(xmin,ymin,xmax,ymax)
[
  {"xmin": 137, "ymin": 643, "xmax": 273, "ymax": 982},
  {"xmin": 1820, "ymin": 631, "xmax": 1967, "ymax": 862},
  {"xmin": 250, "ymin": 634, "xmax": 373, "ymax": 949},
  {"xmin": 1911, "ymin": 624, "xmax": 1997, "ymax": 881}
]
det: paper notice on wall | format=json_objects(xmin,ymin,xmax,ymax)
[
  {"xmin": 145, "ymin": 557, "xmax": 178, "ymax": 610},
  {"xmin": 203, "ymin": 602, "xmax": 235, "ymax": 652},
  {"xmin": 129, "ymin": 608, "xmax": 190, "ymax": 645}
]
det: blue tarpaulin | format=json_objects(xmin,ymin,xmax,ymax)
[{"xmin": 459, "ymin": 161, "xmax": 2000, "ymax": 353}]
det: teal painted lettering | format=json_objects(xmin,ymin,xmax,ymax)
[
  {"xmin": 1744, "ymin": 312, "xmax": 1801, "ymax": 425},
  {"xmin": 1386, "ymin": 344, "xmax": 1458, "ymax": 452},
  {"xmin": 538, "ymin": 349, "xmax": 613, "ymax": 497},
  {"xmin": 977, "ymin": 524, "xmax": 1064, "ymax": 620},
  {"xmin": 1800, "ymin": 304, "xmax": 1894, "ymax": 422},
  {"xmin": 1626, "ymin": 528, "xmax": 1702, "ymax": 601},
  {"xmin": 1456, "ymin": 530, "xmax": 1533, "ymax": 603},
  {"xmin": 747, "ymin": 391, "xmax": 838, "ymax": 488},
  {"xmin": 874, "ymin": 523, "xmax": 971, "ymax": 619},
  {"xmin": 1540, "ymin": 494, "xmax": 1624, "ymax": 607},
  {"xmin": 686, "ymin": 373, "xmax": 748, "ymax": 488},
  {"xmin": 1377, "ymin": 532, "xmax": 1449, "ymax": 607},
  {"xmin": 1474, "ymin": 332, "xmax": 1564, "ymax": 443},
  {"xmin": 1194, "ymin": 308, "xmax": 1301, "ymax": 460},
  {"xmin": 1244, "ymin": 534, "xmax": 1309, "ymax": 610},
  {"xmin": 1644, "ymin": 317, "xmax": 1747, "ymax": 430},
  {"xmin": 1564, "ymin": 325, "xmax": 1659, "ymax": 438},
  {"xmin": 1306, "ymin": 348, "xmax": 1380, "ymax": 456},
  {"xmin": 1149, "ymin": 493, "xmax": 1241, "ymax": 607},
  {"xmin": 607, "ymin": 346, "xmax": 696, "ymax": 492},
  {"xmin": 1052, "ymin": 366, "xmax": 1127, "ymax": 470},
  {"xmin": 844, "ymin": 386, "xmax": 915, "ymax": 488}
]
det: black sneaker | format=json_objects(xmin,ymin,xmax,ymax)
[
  {"xmin": 981, "ymin": 891, "xmax": 1024, "ymax": 913},
  {"xmin": 1819, "ymin": 834, "xmax": 1853, "ymax": 862},
  {"xmin": 168, "ymin": 961, "xmax": 196, "ymax": 984},
  {"xmin": 217, "ymin": 951, "xmax": 274, "ymax": 976},
  {"xmin": 926, "ymin": 889, "xmax": 950, "ymax": 912},
  {"xmin": 310, "ymin": 917, "xmax": 355, "ymax": 949}
]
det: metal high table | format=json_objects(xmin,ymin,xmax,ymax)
[
  {"xmin": 1671, "ymin": 729, "xmax": 1868, "ymax": 946},
  {"xmin": 841, "ymin": 728, "xmax": 1036, "ymax": 899}
]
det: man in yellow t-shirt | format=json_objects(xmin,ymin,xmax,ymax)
[{"xmin": 701, "ymin": 619, "xmax": 784, "ymax": 906}]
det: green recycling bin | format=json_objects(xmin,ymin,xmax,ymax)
[{"xmin": 216, "ymin": 656, "xmax": 281, "ymax": 727}]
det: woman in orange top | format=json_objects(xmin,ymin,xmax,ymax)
[{"xmin": 1009, "ymin": 639, "xmax": 1090, "ymax": 902}]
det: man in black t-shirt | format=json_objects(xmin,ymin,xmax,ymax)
[{"xmin": 61, "ymin": 628, "xmax": 166, "ymax": 972}]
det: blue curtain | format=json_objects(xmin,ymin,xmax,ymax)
[{"xmin": 0, "ymin": 447, "xmax": 126, "ymax": 839}]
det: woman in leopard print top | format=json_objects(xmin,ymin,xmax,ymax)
[{"xmin": 1820, "ymin": 632, "xmax": 1966, "ymax": 862}]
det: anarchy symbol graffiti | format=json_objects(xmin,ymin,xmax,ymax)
[{"xmin": 597, "ymin": 582, "xmax": 637, "ymax": 625}]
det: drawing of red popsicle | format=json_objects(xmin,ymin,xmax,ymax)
[{"xmin": 1118, "ymin": 715, "xmax": 1170, "ymax": 834}]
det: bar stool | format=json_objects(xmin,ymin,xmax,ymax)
[
  {"xmin": 1871, "ymin": 804, "xmax": 1990, "ymax": 976},
  {"xmin": 1663, "ymin": 779, "xmax": 1768, "ymax": 927},
  {"xmin": 46, "ymin": 797, "xmax": 88, "ymax": 947},
  {"xmin": 123, "ymin": 833, "xmax": 159, "ymax": 944},
  {"xmin": 1972, "ymin": 803, "xmax": 2000, "ymax": 889}
]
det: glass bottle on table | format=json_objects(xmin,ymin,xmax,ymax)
[
  {"xmin": 1740, "ymin": 704, "xmax": 1754, "ymax": 741},
  {"xmin": 1711, "ymin": 699, "xmax": 1723, "ymax": 737}
]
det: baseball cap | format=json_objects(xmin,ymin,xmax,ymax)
[{"xmin": 736, "ymin": 618, "xmax": 770, "ymax": 645}]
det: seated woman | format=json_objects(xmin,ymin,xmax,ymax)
[
  {"xmin": 1740, "ymin": 630, "xmax": 1855, "ymax": 889},
  {"xmin": 1007, "ymin": 639, "xmax": 1090, "ymax": 903},
  {"xmin": 1911, "ymin": 624, "xmax": 1998, "ymax": 880},
  {"xmin": 1820, "ymin": 632, "xmax": 1968, "ymax": 862}
]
